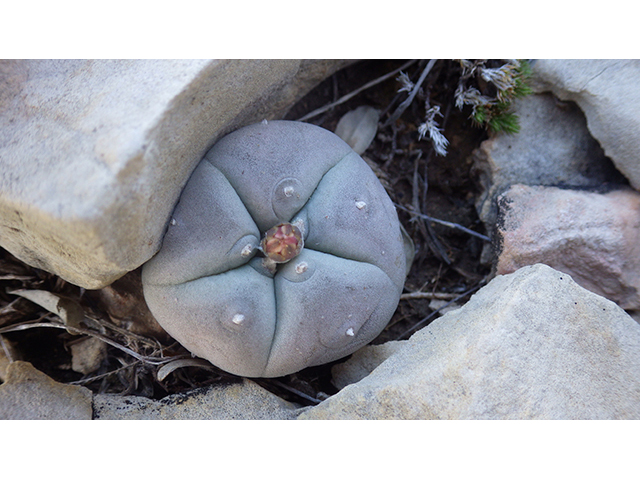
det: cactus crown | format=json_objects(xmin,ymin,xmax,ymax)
[{"xmin": 259, "ymin": 222, "xmax": 304, "ymax": 273}]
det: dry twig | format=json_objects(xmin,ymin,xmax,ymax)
[
  {"xmin": 395, "ymin": 203, "xmax": 491, "ymax": 242},
  {"xmin": 258, "ymin": 378, "xmax": 322, "ymax": 405},
  {"xmin": 400, "ymin": 291, "xmax": 459, "ymax": 300},
  {"xmin": 0, "ymin": 319, "xmax": 182, "ymax": 366},
  {"xmin": 382, "ymin": 59, "xmax": 437, "ymax": 128},
  {"xmin": 297, "ymin": 59, "xmax": 418, "ymax": 122}
]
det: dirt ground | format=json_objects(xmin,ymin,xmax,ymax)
[{"xmin": 0, "ymin": 60, "xmax": 493, "ymax": 405}]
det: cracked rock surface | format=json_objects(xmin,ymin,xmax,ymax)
[{"xmin": 530, "ymin": 59, "xmax": 640, "ymax": 190}]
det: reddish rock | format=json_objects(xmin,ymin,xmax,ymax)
[{"xmin": 497, "ymin": 184, "xmax": 640, "ymax": 310}]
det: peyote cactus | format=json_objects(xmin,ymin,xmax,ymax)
[{"xmin": 141, "ymin": 120, "xmax": 412, "ymax": 378}]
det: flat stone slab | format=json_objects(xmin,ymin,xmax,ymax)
[
  {"xmin": 0, "ymin": 59, "xmax": 348, "ymax": 288},
  {"xmin": 93, "ymin": 379, "xmax": 298, "ymax": 420},
  {"xmin": 299, "ymin": 264, "xmax": 640, "ymax": 419},
  {"xmin": 330, "ymin": 340, "xmax": 404, "ymax": 390},
  {"xmin": 0, "ymin": 361, "xmax": 92, "ymax": 420}
]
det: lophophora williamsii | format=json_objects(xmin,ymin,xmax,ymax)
[{"xmin": 142, "ymin": 120, "xmax": 412, "ymax": 378}]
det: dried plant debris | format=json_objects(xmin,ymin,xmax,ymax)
[
  {"xmin": 455, "ymin": 59, "xmax": 533, "ymax": 134},
  {"xmin": 1, "ymin": 60, "xmax": 498, "ymax": 406},
  {"xmin": 0, "ymin": 248, "xmax": 230, "ymax": 398}
]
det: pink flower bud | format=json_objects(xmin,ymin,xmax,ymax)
[{"xmin": 260, "ymin": 222, "xmax": 303, "ymax": 263}]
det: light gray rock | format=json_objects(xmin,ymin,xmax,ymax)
[
  {"xmin": 530, "ymin": 59, "xmax": 640, "ymax": 190},
  {"xmin": 93, "ymin": 379, "xmax": 298, "ymax": 420},
  {"xmin": 330, "ymin": 340, "xmax": 405, "ymax": 390},
  {"xmin": 334, "ymin": 106, "xmax": 380, "ymax": 155},
  {"xmin": 496, "ymin": 184, "xmax": 640, "ymax": 310},
  {"xmin": 473, "ymin": 92, "xmax": 625, "ymax": 231},
  {"xmin": 0, "ymin": 336, "xmax": 20, "ymax": 382},
  {"xmin": 0, "ymin": 361, "xmax": 93, "ymax": 419},
  {"xmin": 0, "ymin": 348, "xmax": 10, "ymax": 383},
  {"xmin": 0, "ymin": 59, "xmax": 350, "ymax": 289},
  {"xmin": 299, "ymin": 264, "xmax": 640, "ymax": 420},
  {"xmin": 70, "ymin": 337, "xmax": 107, "ymax": 375}
]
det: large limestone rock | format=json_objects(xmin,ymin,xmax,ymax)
[
  {"xmin": 0, "ymin": 59, "xmax": 349, "ymax": 289},
  {"xmin": 330, "ymin": 340, "xmax": 404, "ymax": 390},
  {"xmin": 530, "ymin": 59, "xmax": 640, "ymax": 190},
  {"xmin": 0, "ymin": 361, "xmax": 93, "ymax": 420},
  {"xmin": 299, "ymin": 264, "xmax": 640, "ymax": 419}
]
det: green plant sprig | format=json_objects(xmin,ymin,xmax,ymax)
[{"xmin": 468, "ymin": 60, "xmax": 533, "ymax": 135}]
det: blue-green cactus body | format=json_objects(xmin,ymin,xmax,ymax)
[{"xmin": 142, "ymin": 120, "xmax": 410, "ymax": 377}]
